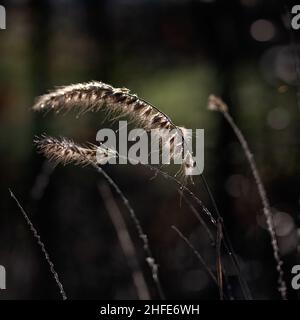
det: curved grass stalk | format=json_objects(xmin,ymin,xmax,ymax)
[
  {"xmin": 208, "ymin": 95, "xmax": 287, "ymax": 300},
  {"xmin": 98, "ymin": 182, "xmax": 151, "ymax": 300}
]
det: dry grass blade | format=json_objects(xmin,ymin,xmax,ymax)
[
  {"xmin": 180, "ymin": 191, "xmax": 215, "ymax": 245},
  {"xmin": 98, "ymin": 182, "xmax": 151, "ymax": 300},
  {"xmin": 200, "ymin": 174, "xmax": 251, "ymax": 300},
  {"xmin": 171, "ymin": 226, "xmax": 220, "ymax": 290},
  {"xmin": 216, "ymin": 219, "xmax": 223, "ymax": 300},
  {"xmin": 30, "ymin": 160, "xmax": 57, "ymax": 201},
  {"xmin": 208, "ymin": 94, "xmax": 287, "ymax": 299},
  {"xmin": 9, "ymin": 189, "xmax": 67, "ymax": 300}
]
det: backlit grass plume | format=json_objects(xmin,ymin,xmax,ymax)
[
  {"xmin": 35, "ymin": 135, "xmax": 116, "ymax": 166},
  {"xmin": 33, "ymin": 81, "xmax": 196, "ymax": 176}
]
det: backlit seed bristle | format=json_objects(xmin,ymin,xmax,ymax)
[
  {"xmin": 33, "ymin": 81, "xmax": 173, "ymax": 132},
  {"xmin": 207, "ymin": 95, "xmax": 228, "ymax": 113},
  {"xmin": 33, "ymin": 81, "xmax": 197, "ymax": 175},
  {"xmin": 34, "ymin": 135, "xmax": 112, "ymax": 166}
]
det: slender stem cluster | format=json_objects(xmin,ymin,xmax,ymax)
[{"xmin": 208, "ymin": 95, "xmax": 287, "ymax": 299}]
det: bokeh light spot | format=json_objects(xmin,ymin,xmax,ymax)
[
  {"xmin": 267, "ymin": 107, "xmax": 290, "ymax": 130},
  {"xmin": 250, "ymin": 19, "xmax": 275, "ymax": 42}
]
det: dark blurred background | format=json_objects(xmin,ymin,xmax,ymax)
[{"xmin": 1, "ymin": 0, "xmax": 300, "ymax": 300}]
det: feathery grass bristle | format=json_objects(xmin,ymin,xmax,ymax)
[{"xmin": 34, "ymin": 135, "xmax": 115, "ymax": 166}]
